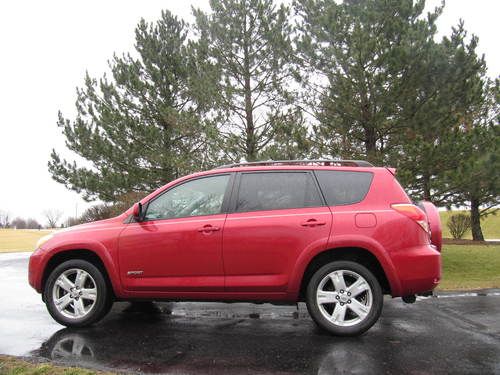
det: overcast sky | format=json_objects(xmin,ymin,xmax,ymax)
[{"xmin": 0, "ymin": 0, "xmax": 498, "ymax": 225}]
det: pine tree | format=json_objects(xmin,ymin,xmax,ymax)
[
  {"xmin": 193, "ymin": 0, "xmax": 308, "ymax": 161},
  {"xmin": 294, "ymin": 0, "xmax": 443, "ymax": 164},
  {"xmin": 443, "ymin": 80, "xmax": 499, "ymax": 240},
  {"xmin": 392, "ymin": 23, "xmax": 499, "ymax": 240},
  {"xmin": 295, "ymin": 0, "xmax": 498, "ymax": 240},
  {"xmin": 392, "ymin": 22, "xmax": 487, "ymax": 203},
  {"xmin": 49, "ymin": 11, "xmax": 216, "ymax": 202}
]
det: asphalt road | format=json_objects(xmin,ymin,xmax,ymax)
[{"xmin": 1, "ymin": 253, "xmax": 499, "ymax": 375}]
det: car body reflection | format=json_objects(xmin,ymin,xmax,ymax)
[
  {"xmin": 33, "ymin": 302, "xmax": 381, "ymax": 374},
  {"xmin": 30, "ymin": 301, "xmax": 500, "ymax": 375}
]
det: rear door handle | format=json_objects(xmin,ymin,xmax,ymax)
[
  {"xmin": 197, "ymin": 225, "xmax": 220, "ymax": 233},
  {"xmin": 301, "ymin": 219, "xmax": 326, "ymax": 227}
]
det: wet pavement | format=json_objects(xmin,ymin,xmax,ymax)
[{"xmin": 1, "ymin": 253, "xmax": 499, "ymax": 374}]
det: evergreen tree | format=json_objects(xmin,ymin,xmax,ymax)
[
  {"xmin": 295, "ymin": 0, "xmax": 497, "ymax": 240},
  {"xmin": 392, "ymin": 23, "xmax": 498, "ymax": 240},
  {"xmin": 392, "ymin": 22, "xmax": 487, "ymax": 203},
  {"xmin": 443, "ymin": 80, "xmax": 499, "ymax": 240},
  {"xmin": 193, "ymin": 0, "xmax": 308, "ymax": 161},
  {"xmin": 294, "ymin": 0, "xmax": 443, "ymax": 164},
  {"xmin": 49, "ymin": 11, "xmax": 215, "ymax": 202}
]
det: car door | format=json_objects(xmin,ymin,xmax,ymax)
[
  {"xmin": 223, "ymin": 170, "xmax": 332, "ymax": 293},
  {"xmin": 118, "ymin": 173, "xmax": 233, "ymax": 292}
]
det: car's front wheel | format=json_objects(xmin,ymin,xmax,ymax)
[
  {"xmin": 306, "ymin": 261, "xmax": 383, "ymax": 336},
  {"xmin": 44, "ymin": 259, "xmax": 112, "ymax": 327}
]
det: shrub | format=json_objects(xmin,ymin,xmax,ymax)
[
  {"xmin": 26, "ymin": 218, "xmax": 41, "ymax": 229},
  {"xmin": 77, "ymin": 192, "xmax": 149, "ymax": 224},
  {"xmin": 65, "ymin": 216, "xmax": 82, "ymax": 227},
  {"xmin": 110, "ymin": 191, "xmax": 149, "ymax": 217},
  {"xmin": 79, "ymin": 204, "xmax": 114, "ymax": 223},
  {"xmin": 447, "ymin": 213, "xmax": 472, "ymax": 239},
  {"xmin": 11, "ymin": 217, "xmax": 27, "ymax": 229}
]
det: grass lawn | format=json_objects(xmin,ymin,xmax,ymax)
[
  {"xmin": 440, "ymin": 209, "xmax": 499, "ymax": 240},
  {"xmin": 439, "ymin": 244, "xmax": 500, "ymax": 290},
  {"xmin": 0, "ymin": 229, "xmax": 53, "ymax": 253},
  {"xmin": 0, "ymin": 355, "xmax": 113, "ymax": 375}
]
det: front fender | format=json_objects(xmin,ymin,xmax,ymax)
[{"xmin": 36, "ymin": 239, "xmax": 123, "ymax": 297}]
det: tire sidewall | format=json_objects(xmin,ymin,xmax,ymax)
[
  {"xmin": 306, "ymin": 260, "xmax": 383, "ymax": 336},
  {"xmin": 44, "ymin": 259, "xmax": 109, "ymax": 327}
]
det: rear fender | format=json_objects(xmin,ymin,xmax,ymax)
[
  {"xmin": 288, "ymin": 235, "xmax": 402, "ymax": 297},
  {"xmin": 419, "ymin": 201, "xmax": 442, "ymax": 252}
]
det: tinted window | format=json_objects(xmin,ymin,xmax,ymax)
[
  {"xmin": 315, "ymin": 171, "xmax": 373, "ymax": 206},
  {"xmin": 235, "ymin": 172, "xmax": 322, "ymax": 212},
  {"xmin": 145, "ymin": 175, "xmax": 230, "ymax": 220}
]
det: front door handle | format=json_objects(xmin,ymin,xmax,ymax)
[
  {"xmin": 301, "ymin": 219, "xmax": 327, "ymax": 227},
  {"xmin": 197, "ymin": 225, "xmax": 220, "ymax": 233}
]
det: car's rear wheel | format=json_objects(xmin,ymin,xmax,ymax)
[
  {"xmin": 44, "ymin": 259, "xmax": 112, "ymax": 327},
  {"xmin": 306, "ymin": 261, "xmax": 383, "ymax": 336}
]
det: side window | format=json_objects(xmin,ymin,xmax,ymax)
[
  {"xmin": 315, "ymin": 171, "xmax": 373, "ymax": 206},
  {"xmin": 235, "ymin": 172, "xmax": 322, "ymax": 212},
  {"xmin": 145, "ymin": 175, "xmax": 230, "ymax": 220}
]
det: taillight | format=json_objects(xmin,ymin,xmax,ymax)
[{"xmin": 391, "ymin": 204, "xmax": 430, "ymax": 234}]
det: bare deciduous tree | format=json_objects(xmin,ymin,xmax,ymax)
[
  {"xmin": 0, "ymin": 210, "xmax": 11, "ymax": 228},
  {"xmin": 43, "ymin": 209, "xmax": 63, "ymax": 228}
]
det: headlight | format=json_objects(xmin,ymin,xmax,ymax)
[{"xmin": 36, "ymin": 233, "xmax": 54, "ymax": 249}]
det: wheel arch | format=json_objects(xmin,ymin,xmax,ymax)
[
  {"xmin": 41, "ymin": 249, "xmax": 116, "ymax": 301},
  {"xmin": 297, "ymin": 247, "xmax": 393, "ymax": 301}
]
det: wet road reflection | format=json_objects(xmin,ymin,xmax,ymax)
[
  {"xmin": 2, "ymin": 254, "xmax": 500, "ymax": 374},
  {"xmin": 31, "ymin": 300, "xmax": 500, "ymax": 374}
]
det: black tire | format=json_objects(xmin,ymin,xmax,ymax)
[
  {"xmin": 43, "ymin": 259, "xmax": 112, "ymax": 327},
  {"xmin": 306, "ymin": 261, "xmax": 383, "ymax": 336},
  {"xmin": 96, "ymin": 290, "xmax": 114, "ymax": 321}
]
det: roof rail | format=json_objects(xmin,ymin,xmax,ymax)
[{"xmin": 215, "ymin": 159, "xmax": 374, "ymax": 169}]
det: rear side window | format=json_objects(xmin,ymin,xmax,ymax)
[
  {"xmin": 315, "ymin": 171, "xmax": 373, "ymax": 206},
  {"xmin": 235, "ymin": 172, "xmax": 322, "ymax": 212}
]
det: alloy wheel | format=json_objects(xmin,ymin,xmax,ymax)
[
  {"xmin": 51, "ymin": 268, "xmax": 98, "ymax": 320},
  {"xmin": 316, "ymin": 269, "xmax": 373, "ymax": 327}
]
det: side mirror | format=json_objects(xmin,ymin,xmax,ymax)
[{"xmin": 132, "ymin": 202, "xmax": 143, "ymax": 222}]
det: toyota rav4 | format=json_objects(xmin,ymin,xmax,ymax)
[{"xmin": 29, "ymin": 160, "xmax": 442, "ymax": 336}]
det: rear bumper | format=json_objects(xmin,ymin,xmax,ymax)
[{"xmin": 390, "ymin": 244, "xmax": 441, "ymax": 297}]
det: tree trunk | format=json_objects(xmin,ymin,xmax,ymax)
[
  {"xmin": 470, "ymin": 197, "xmax": 484, "ymax": 241},
  {"xmin": 244, "ymin": 74, "xmax": 255, "ymax": 161},
  {"xmin": 422, "ymin": 172, "xmax": 431, "ymax": 201},
  {"xmin": 364, "ymin": 126, "xmax": 377, "ymax": 163},
  {"xmin": 243, "ymin": 15, "xmax": 256, "ymax": 161}
]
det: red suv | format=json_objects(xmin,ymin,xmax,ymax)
[{"xmin": 29, "ymin": 160, "xmax": 441, "ymax": 336}]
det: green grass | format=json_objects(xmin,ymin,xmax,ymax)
[
  {"xmin": 439, "ymin": 244, "xmax": 500, "ymax": 290},
  {"xmin": 0, "ymin": 355, "xmax": 114, "ymax": 375},
  {"xmin": 0, "ymin": 229, "xmax": 53, "ymax": 253},
  {"xmin": 440, "ymin": 209, "xmax": 499, "ymax": 240}
]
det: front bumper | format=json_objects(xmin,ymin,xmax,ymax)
[
  {"xmin": 28, "ymin": 248, "xmax": 44, "ymax": 293},
  {"xmin": 390, "ymin": 244, "xmax": 441, "ymax": 297}
]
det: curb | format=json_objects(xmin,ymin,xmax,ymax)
[
  {"xmin": 431, "ymin": 288, "xmax": 500, "ymax": 298},
  {"xmin": 0, "ymin": 252, "xmax": 32, "ymax": 260}
]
